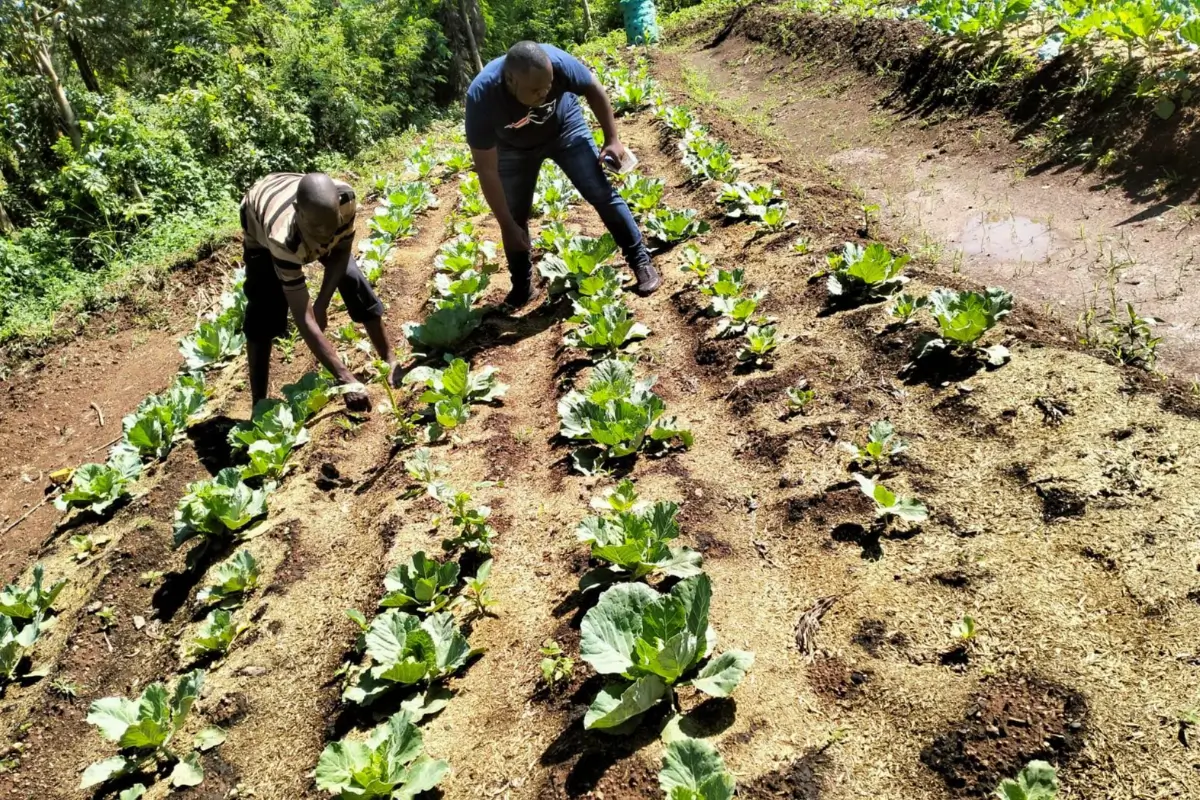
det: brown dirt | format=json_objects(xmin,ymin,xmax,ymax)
[{"xmin": 2, "ymin": 26, "xmax": 1200, "ymax": 800}]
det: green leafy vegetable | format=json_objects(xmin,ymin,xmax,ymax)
[
  {"xmin": 343, "ymin": 611, "xmax": 474, "ymax": 708},
  {"xmin": 196, "ymin": 550, "xmax": 260, "ymax": 608},
  {"xmin": 558, "ymin": 359, "xmax": 693, "ymax": 474},
  {"xmin": 188, "ymin": 609, "xmax": 248, "ymax": 659},
  {"xmin": 580, "ymin": 574, "xmax": 753, "ymax": 732},
  {"xmin": 0, "ymin": 614, "xmax": 42, "ymax": 682},
  {"xmin": 841, "ymin": 421, "xmax": 908, "ymax": 471},
  {"xmin": 737, "ymin": 324, "xmax": 779, "ymax": 365},
  {"xmin": 565, "ymin": 299, "xmax": 651, "ymax": 356},
  {"xmin": 576, "ymin": 479, "xmax": 703, "ymax": 591},
  {"xmin": 538, "ymin": 233, "xmax": 620, "ymax": 294},
  {"xmin": 914, "ymin": 287, "xmax": 1014, "ymax": 366},
  {"xmin": 659, "ymin": 736, "xmax": 736, "ymax": 800},
  {"xmin": 82, "ymin": 670, "xmax": 205, "ymax": 789},
  {"xmin": 645, "ymin": 208, "xmax": 711, "ymax": 244},
  {"xmin": 540, "ymin": 639, "xmax": 574, "ymax": 691},
  {"xmin": 994, "ymin": 760, "xmax": 1059, "ymax": 800},
  {"xmin": 55, "ymin": 451, "xmax": 142, "ymax": 514},
  {"xmin": 382, "ymin": 552, "xmax": 460, "ymax": 613},
  {"xmin": 888, "ymin": 292, "xmax": 928, "ymax": 324},
  {"xmin": 180, "ymin": 318, "xmax": 245, "ymax": 371},
  {"xmin": 313, "ymin": 711, "xmax": 449, "ymax": 799},
  {"xmin": 173, "ymin": 468, "xmax": 271, "ymax": 549},
  {"xmin": 826, "ymin": 242, "xmax": 911, "ymax": 298},
  {"xmin": 115, "ymin": 375, "xmax": 208, "ymax": 460},
  {"xmin": 0, "ymin": 564, "xmax": 66, "ymax": 621},
  {"xmin": 717, "ymin": 181, "xmax": 783, "ymax": 221},
  {"xmin": 853, "ymin": 473, "xmax": 928, "ymax": 524}
]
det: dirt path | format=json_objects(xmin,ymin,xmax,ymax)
[{"xmin": 662, "ymin": 31, "xmax": 1200, "ymax": 379}]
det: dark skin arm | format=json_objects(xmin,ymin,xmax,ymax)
[
  {"xmin": 470, "ymin": 145, "xmax": 531, "ymax": 256},
  {"xmin": 282, "ymin": 282, "xmax": 371, "ymax": 411},
  {"xmin": 312, "ymin": 251, "xmax": 347, "ymax": 332},
  {"xmin": 581, "ymin": 78, "xmax": 629, "ymax": 166}
]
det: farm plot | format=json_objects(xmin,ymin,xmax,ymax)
[{"xmin": 1, "ymin": 51, "xmax": 1199, "ymax": 800}]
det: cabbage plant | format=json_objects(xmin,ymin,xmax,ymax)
[
  {"xmin": 538, "ymin": 233, "xmax": 620, "ymax": 294},
  {"xmin": 314, "ymin": 711, "xmax": 449, "ymax": 800},
  {"xmin": 737, "ymin": 324, "xmax": 779, "ymax": 366},
  {"xmin": 826, "ymin": 242, "xmax": 910, "ymax": 299},
  {"xmin": 841, "ymin": 421, "xmax": 907, "ymax": 472},
  {"xmin": 646, "ymin": 208, "xmax": 711, "ymax": 244},
  {"xmin": 580, "ymin": 574, "xmax": 753, "ymax": 732},
  {"xmin": 55, "ymin": 451, "xmax": 142, "ymax": 515},
  {"xmin": 0, "ymin": 564, "xmax": 66, "ymax": 621},
  {"xmin": 565, "ymin": 300, "xmax": 651, "ymax": 356},
  {"xmin": 115, "ymin": 375, "xmax": 208, "ymax": 460},
  {"xmin": 197, "ymin": 550, "xmax": 259, "ymax": 608},
  {"xmin": 853, "ymin": 474, "xmax": 928, "ymax": 524},
  {"xmin": 173, "ymin": 468, "xmax": 271, "ymax": 550},
  {"xmin": 660, "ymin": 736, "xmax": 736, "ymax": 800},
  {"xmin": 188, "ymin": 609, "xmax": 247, "ymax": 659},
  {"xmin": 914, "ymin": 287, "xmax": 1014, "ymax": 366},
  {"xmin": 180, "ymin": 318, "xmax": 245, "ymax": 371},
  {"xmin": 717, "ymin": 182, "xmax": 782, "ymax": 221},
  {"xmin": 343, "ymin": 610, "xmax": 474, "ymax": 711},
  {"xmin": 381, "ymin": 552, "xmax": 460, "ymax": 613},
  {"xmin": 576, "ymin": 480, "xmax": 702, "ymax": 591}
]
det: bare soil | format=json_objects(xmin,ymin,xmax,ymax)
[{"xmin": 1, "ymin": 17, "xmax": 1200, "ymax": 800}]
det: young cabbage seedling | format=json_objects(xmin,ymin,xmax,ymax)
[
  {"xmin": 188, "ymin": 609, "xmax": 248, "ymax": 660},
  {"xmin": 826, "ymin": 242, "xmax": 911, "ymax": 299},
  {"xmin": 458, "ymin": 558, "xmax": 498, "ymax": 617},
  {"xmin": 678, "ymin": 243, "xmax": 713, "ymax": 283},
  {"xmin": 645, "ymin": 207, "xmax": 711, "ymax": 244},
  {"xmin": 841, "ymin": 420, "xmax": 908, "ymax": 472},
  {"xmin": 659, "ymin": 736, "xmax": 737, "ymax": 800},
  {"xmin": 951, "ymin": 614, "xmax": 977, "ymax": 643},
  {"xmin": 791, "ymin": 236, "xmax": 812, "ymax": 255},
  {"xmin": 784, "ymin": 380, "xmax": 815, "ymax": 417},
  {"xmin": 754, "ymin": 201, "xmax": 791, "ymax": 233},
  {"xmin": 993, "ymin": 760, "xmax": 1059, "ymax": 800},
  {"xmin": 888, "ymin": 292, "xmax": 928, "ymax": 324},
  {"xmin": 737, "ymin": 324, "xmax": 779, "ymax": 366},
  {"xmin": 313, "ymin": 711, "xmax": 449, "ymax": 799},
  {"xmin": 196, "ymin": 549, "xmax": 260, "ymax": 609},
  {"xmin": 381, "ymin": 552, "xmax": 460, "ymax": 614},
  {"xmin": 912, "ymin": 287, "xmax": 1014, "ymax": 367},
  {"xmin": 853, "ymin": 474, "xmax": 928, "ymax": 525},
  {"xmin": 539, "ymin": 639, "xmax": 575, "ymax": 692},
  {"xmin": 70, "ymin": 534, "xmax": 111, "ymax": 562}
]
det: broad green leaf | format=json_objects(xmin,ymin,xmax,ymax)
[
  {"xmin": 580, "ymin": 582, "xmax": 659, "ymax": 675},
  {"xmin": 194, "ymin": 726, "xmax": 227, "ymax": 752},
  {"xmin": 80, "ymin": 755, "xmax": 133, "ymax": 789},
  {"xmin": 170, "ymin": 751, "xmax": 205, "ymax": 787},
  {"xmin": 660, "ymin": 737, "xmax": 735, "ymax": 800},
  {"xmin": 585, "ymin": 675, "xmax": 668, "ymax": 730},
  {"xmin": 690, "ymin": 651, "xmax": 754, "ymax": 697}
]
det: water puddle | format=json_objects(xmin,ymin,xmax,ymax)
[{"xmin": 959, "ymin": 214, "xmax": 1053, "ymax": 262}]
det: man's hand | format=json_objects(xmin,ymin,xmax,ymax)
[
  {"xmin": 500, "ymin": 221, "xmax": 531, "ymax": 254},
  {"xmin": 599, "ymin": 139, "xmax": 629, "ymax": 171},
  {"xmin": 312, "ymin": 297, "xmax": 330, "ymax": 332},
  {"xmin": 343, "ymin": 386, "xmax": 372, "ymax": 412}
]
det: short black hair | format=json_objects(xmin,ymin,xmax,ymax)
[
  {"xmin": 295, "ymin": 172, "xmax": 340, "ymax": 215},
  {"xmin": 504, "ymin": 41, "xmax": 551, "ymax": 78}
]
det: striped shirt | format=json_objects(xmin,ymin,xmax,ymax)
[{"xmin": 240, "ymin": 173, "xmax": 357, "ymax": 291}]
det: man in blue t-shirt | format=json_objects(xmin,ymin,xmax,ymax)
[{"xmin": 465, "ymin": 41, "xmax": 661, "ymax": 309}]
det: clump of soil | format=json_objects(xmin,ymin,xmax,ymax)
[
  {"xmin": 740, "ymin": 428, "xmax": 791, "ymax": 465},
  {"xmin": 1036, "ymin": 484, "xmax": 1088, "ymax": 522},
  {"xmin": 920, "ymin": 676, "xmax": 1089, "ymax": 796},
  {"xmin": 807, "ymin": 655, "xmax": 873, "ymax": 705},
  {"xmin": 852, "ymin": 618, "xmax": 908, "ymax": 655},
  {"xmin": 725, "ymin": 370, "xmax": 797, "ymax": 417},
  {"xmin": 739, "ymin": 747, "xmax": 827, "ymax": 800}
]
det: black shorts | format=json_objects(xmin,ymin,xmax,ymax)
[{"xmin": 241, "ymin": 239, "xmax": 385, "ymax": 343}]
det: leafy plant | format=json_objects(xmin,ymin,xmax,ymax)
[
  {"xmin": 55, "ymin": 451, "xmax": 142, "ymax": 515},
  {"xmin": 180, "ymin": 318, "xmax": 245, "ymax": 371},
  {"xmin": 619, "ymin": 173, "xmax": 666, "ymax": 218},
  {"xmin": 580, "ymin": 574, "xmax": 754, "ymax": 732},
  {"xmin": 558, "ymin": 358, "xmax": 694, "ymax": 474},
  {"xmin": 681, "ymin": 135, "xmax": 740, "ymax": 183},
  {"xmin": 678, "ymin": 244, "xmax": 713, "ymax": 283},
  {"xmin": 0, "ymin": 564, "xmax": 66, "ymax": 622},
  {"xmin": 645, "ymin": 207, "xmax": 711, "ymax": 244},
  {"xmin": 403, "ymin": 448, "xmax": 449, "ymax": 499},
  {"xmin": 853, "ymin": 474, "xmax": 928, "ymax": 524},
  {"xmin": 791, "ymin": 236, "xmax": 812, "ymax": 255},
  {"xmin": 382, "ymin": 552, "xmax": 460, "ymax": 613},
  {"xmin": 81, "ymin": 670, "xmax": 206, "ymax": 790},
  {"xmin": 538, "ymin": 233, "xmax": 620, "ymax": 294},
  {"xmin": 565, "ymin": 300, "xmax": 651, "ymax": 356},
  {"xmin": 888, "ymin": 292, "xmax": 928, "ymax": 324},
  {"xmin": 717, "ymin": 181, "xmax": 783, "ymax": 221},
  {"xmin": 951, "ymin": 614, "xmax": 978, "ymax": 642},
  {"xmin": 458, "ymin": 559, "xmax": 497, "ymax": 617},
  {"xmin": 229, "ymin": 399, "xmax": 310, "ymax": 479},
  {"xmin": 698, "ymin": 268, "xmax": 747, "ymax": 316},
  {"xmin": 1097, "ymin": 301, "xmax": 1162, "ymax": 370},
  {"xmin": 612, "ymin": 74, "xmax": 654, "ymax": 114},
  {"xmin": 826, "ymin": 242, "xmax": 911, "ymax": 299},
  {"xmin": 196, "ymin": 550, "xmax": 260, "ymax": 608},
  {"xmin": 437, "ymin": 487, "xmax": 497, "ymax": 554},
  {"xmin": 282, "ymin": 371, "xmax": 340, "ymax": 422},
  {"xmin": 737, "ymin": 324, "xmax": 779, "ymax": 366},
  {"xmin": 914, "ymin": 287, "xmax": 1014, "ymax": 366},
  {"xmin": 313, "ymin": 711, "xmax": 449, "ymax": 799},
  {"xmin": 659, "ymin": 736, "xmax": 736, "ymax": 800},
  {"xmin": 755, "ymin": 201, "xmax": 790, "ymax": 232},
  {"xmin": 371, "ymin": 360, "xmax": 422, "ymax": 446},
  {"xmin": 115, "ymin": 376, "xmax": 208, "ymax": 460},
  {"xmin": 173, "ymin": 468, "xmax": 271, "ymax": 550},
  {"xmin": 841, "ymin": 421, "xmax": 908, "ymax": 471},
  {"xmin": 536, "ymin": 220, "xmax": 575, "ymax": 255},
  {"xmin": 784, "ymin": 380, "xmax": 815, "ymax": 416},
  {"xmin": 712, "ymin": 290, "xmax": 767, "ymax": 338},
  {"xmin": 441, "ymin": 148, "xmax": 473, "ymax": 175},
  {"xmin": 661, "ymin": 105, "xmax": 697, "ymax": 136},
  {"xmin": 0, "ymin": 613, "xmax": 42, "ymax": 682},
  {"xmin": 540, "ymin": 639, "xmax": 574, "ymax": 692},
  {"xmin": 576, "ymin": 479, "xmax": 703, "ymax": 591},
  {"xmin": 403, "ymin": 357, "xmax": 507, "ymax": 439},
  {"xmin": 403, "ymin": 287, "xmax": 487, "ymax": 351},
  {"xmin": 993, "ymin": 760, "xmax": 1059, "ymax": 800},
  {"xmin": 70, "ymin": 533, "xmax": 111, "ymax": 561},
  {"xmin": 434, "ymin": 234, "xmax": 499, "ymax": 276},
  {"xmin": 343, "ymin": 610, "xmax": 474, "ymax": 709},
  {"xmin": 188, "ymin": 609, "xmax": 247, "ymax": 659}
]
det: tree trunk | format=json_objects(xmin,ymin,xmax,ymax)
[
  {"xmin": 582, "ymin": 0, "xmax": 593, "ymax": 37},
  {"xmin": 459, "ymin": 0, "xmax": 483, "ymax": 74},
  {"xmin": 33, "ymin": 44, "xmax": 81, "ymax": 151},
  {"xmin": 66, "ymin": 33, "xmax": 100, "ymax": 93},
  {"xmin": 0, "ymin": 197, "xmax": 12, "ymax": 236}
]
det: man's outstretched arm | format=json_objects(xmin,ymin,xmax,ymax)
[
  {"xmin": 281, "ymin": 280, "xmax": 371, "ymax": 411},
  {"xmin": 470, "ymin": 145, "xmax": 530, "ymax": 254}
]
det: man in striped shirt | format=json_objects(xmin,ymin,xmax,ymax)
[{"xmin": 240, "ymin": 172, "xmax": 399, "ymax": 411}]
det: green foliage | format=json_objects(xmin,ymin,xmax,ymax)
[
  {"xmin": 717, "ymin": 182, "xmax": 783, "ymax": 221},
  {"xmin": 1096, "ymin": 301, "xmax": 1162, "ymax": 370},
  {"xmin": 660, "ymin": 737, "xmax": 736, "ymax": 800},
  {"xmin": 888, "ymin": 292, "xmax": 929, "ymax": 323},
  {"xmin": 538, "ymin": 232, "xmax": 621, "ymax": 294},
  {"xmin": 678, "ymin": 244, "xmax": 713, "ymax": 283},
  {"xmin": 645, "ymin": 208, "xmax": 711, "ymax": 243},
  {"xmin": 565, "ymin": 297, "xmax": 652, "ymax": 356},
  {"xmin": 619, "ymin": 173, "xmax": 667, "ymax": 218},
  {"xmin": 188, "ymin": 609, "xmax": 247, "ymax": 659},
  {"xmin": 82, "ymin": 670, "xmax": 205, "ymax": 789},
  {"xmin": 314, "ymin": 711, "xmax": 449, "ymax": 800},
  {"xmin": 196, "ymin": 550, "xmax": 260, "ymax": 609},
  {"xmin": 826, "ymin": 242, "xmax": 911, "ymax": 298},
  {"xmin": 540, "ymin": 639, "xmax": 575, "ymax": 691},
  {"xmin": 0, "ymin": 613, "xmax": 42, "ymax": 682},
  {"xmin": 841, "ymin": 421, "xmax": 908, "ymax": 471},
  {"xmin": 994, "ymin": 761, "xmax": 1059, "ymax": 800},
  {"xmin": 403, "ymin": 357, "xmax": 508, "ymax": 439},
  {"xmin": 580, "ymin": 574, "xmax": 754, "ymax": 732},
  {"xmin": 343, "ymin": 611, "xmax": 474, "ymax": 708},
  {"xmin": 853, "ymin": 474, "xmax": 929, "ymax": 524},
  {"xmin": 115, "ymin": 375, "xmax": 209, "ymax": 460},
  {"xmin": 0, "ymin": 564, "xmax": 66, "ymax": 622},
  {"xmin": 434, "ymin": 234, "xmax": 499, "ymax": 276},
  {"xmin": 460, "ymin": 559, "xmax": 497, "ymax": 616},
  {"xmin": 680, "ymin": 132, "xmax": 740, "ymax": 183},
  {"xmin": 785, "ymin": 380, "xmax": 815, "ymax": 415},
  {"xmin": 173, "ymin": 468, "xmax": 271, "ymax": 550},
  {"xmin": 914, "ymin": 287, "xmax": 1014, "ymax": 365},
  {"xmin": 436, "ymin": 487, "xmax": 498, "ymax": 554},
  {"xmin": 55, "ymin": 451, "xmax": 142, "ymax": 515},
  {"xmin": 737, "ymin": 324, "xmax": 779, "ymax": 365},
  {"xmin": 558, "ymin": 359, "xmax": 694, "ymax": 474},
  {"xmin": 576, "ymin": 480, "xmax": 703, "ymax": 591},
  {"xmin": 382, "ymin": 553, "xmax": 461, "ymax": 614}
]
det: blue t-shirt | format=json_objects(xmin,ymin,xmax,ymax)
[{"xmin": 465, "ymin": 44, "xmax": 594, "ymax": 151}]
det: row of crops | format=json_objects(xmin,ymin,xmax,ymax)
[{"xmin": 2, "ymin": 45, "xmax": 1057, "ymax": 799}]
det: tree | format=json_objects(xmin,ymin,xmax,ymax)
[
  {"xmin": 440, "ymin": 0, "xmax": 486, "ymax": 96},
  {"xmin": 0, "ymin": 1, "xmax": 102, "ymax": 151}
]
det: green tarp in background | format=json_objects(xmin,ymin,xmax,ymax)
[{"xmin": 621, "ymin": 0, "xmax": 660, "ymax": 44}]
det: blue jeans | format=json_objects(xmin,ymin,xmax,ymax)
[{"xmin": 498, "ymin": 124, "xmax": 644, "ymax": 278}]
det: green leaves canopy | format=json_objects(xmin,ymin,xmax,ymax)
[
  {"xmin": 344, "ymin": 611, "xmax": 473, "ymax": 707},
  {"xmin": 54, "ymin": 451, "xmax": 142, "ymax": 514},
  {"xmin": 173, "ymin": 468, "xmax": 271, "ymax": 548},
  {"xmin": 660, "ymin": 737, "xmax": 736, "ymax": 800},
  {"xmin": 382, "ymin": 552, "xmax": 460, "ymax": 613},
  {"xmin": 314, "ymin": 711, "xmax": 449, "ymax": 800},
  {"xmin": 580, "ymin": 575, "xmax": 753, "ymax": 731},
  {"xmin": 826, "ymin": 242, "xmax": 910, "ymax": 298}
]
